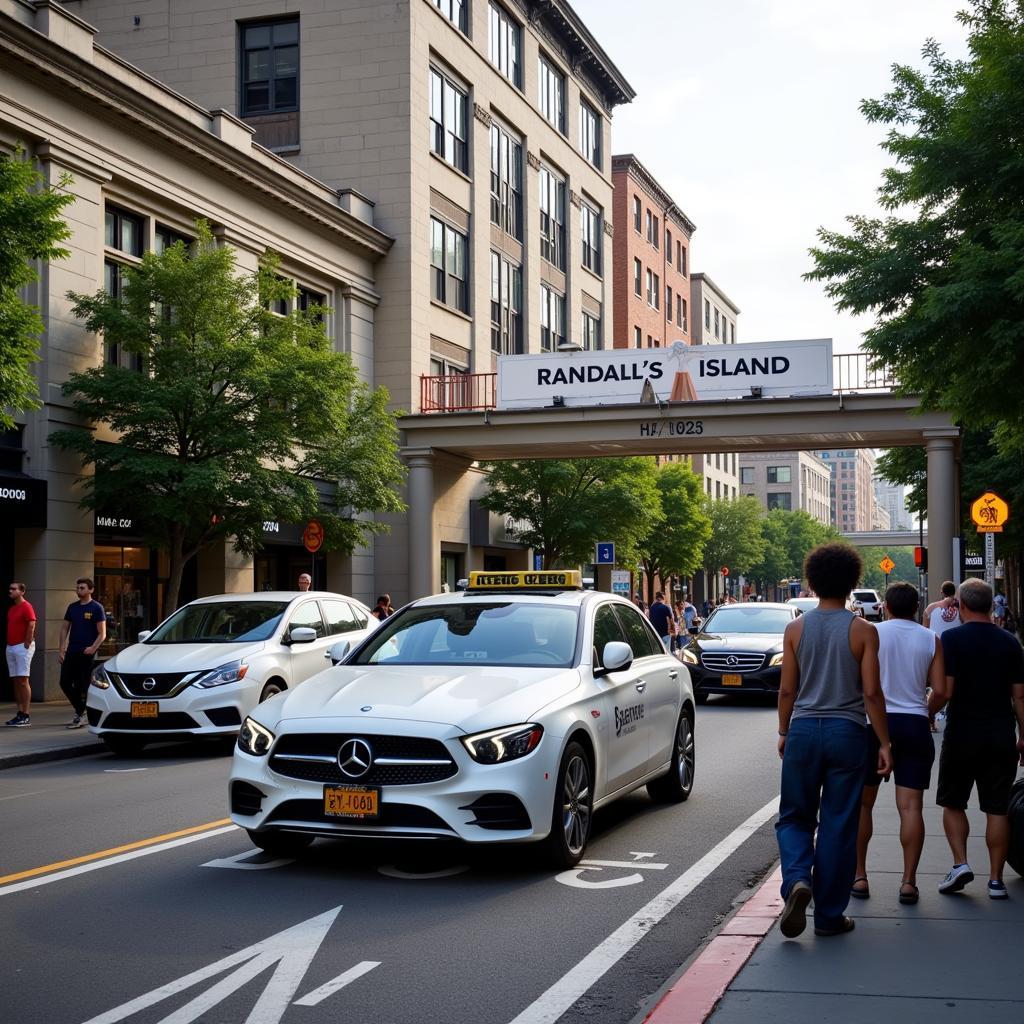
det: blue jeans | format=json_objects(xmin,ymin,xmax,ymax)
[{"xmin": 776, "ymin": 717, "xmax": 869, "ymax": 930}]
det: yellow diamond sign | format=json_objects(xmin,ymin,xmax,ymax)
[
  {"xmin": 971, "ymin": 491, "xmax": 1009, "ymax": 533},
  {"xmin": 880, "ymin": 556, "xmax": 895, "ymax": 575}
]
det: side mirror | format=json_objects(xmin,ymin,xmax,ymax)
[
  {"xmin": 325, "ymin": 639, "xmax": 351, "ymax": 665},
  {"xmin": 288, "ymin": 626, "xmax": 318, "ymax": 645},
  {"xmin": 137, "ymin": 630, "xmax": 152, "ymax": 643},
  {"xmin": 688, "ymin": 625, "xmax": 699, "ymax": 635},
  {"xmin": 601, "ymin": 641, "xmax": 634, "ymax": 674}
]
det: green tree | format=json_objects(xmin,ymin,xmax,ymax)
[
  {"xmin": 637, "ymin": 461, "xmax": 712, "ymax": 601},
  {"xmin": 859, "ymin": 546, "xmax": 919, "ymax": 590},
  {"xmin": 701, "ymin": 497, "xmax": 767, "ymax": 585},
  {"xmin": 806, "ymin": 2, "xmax": 1024, "ymax": 458},
  {"xmin": 480, "ymin": 457, "xmax": 662, "ymax": 569},
  {"xmin": 748, "ymin": 509, "xmax": 839, "ymax": 592},
  {"xmin": 0, "ymin": 147, "xmax": 73, "ymax": 428},
  {"xmin": 51, "ymin": 223, "xmax": 406, "ymax": 611}
]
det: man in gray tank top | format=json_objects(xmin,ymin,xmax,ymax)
[{"xmin": 776, "ymin": 543, "xmax": 893, "ymax": 939}]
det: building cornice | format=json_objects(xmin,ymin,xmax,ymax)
[
  {"xmin": 611, "ymin": 153, "xmax": 697, "ymax": 235},
  {"xmin": 690, "ymin": 272, "xmax": 741, "ymax": 315}
]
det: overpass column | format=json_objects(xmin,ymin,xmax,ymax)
[
  {"xmin": 924, "ymin": 428, "xmax": 960, "ymax": 603},
  {"xmin": 405, "ymin": 449, "xmax": 438, "ymax": 600}
]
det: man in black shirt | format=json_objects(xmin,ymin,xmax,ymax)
[
  {"xmin": 930, "ymin": 578, "xmax": 1024, "ymax": 899},
  {"xmin": 648, "ymin": 592, "xmax": 673, "ymax": 649}
]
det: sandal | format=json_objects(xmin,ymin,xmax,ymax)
[
  {"xmin": 850, "ymin": 876, "xmax": 870, "ymax": 899},
  {"xmin": 814, "ymin": 916, "xmax": 856, "ymax": 937},
  {"xmin": 899, "ymin": 882, "xmax": 919, "ymax": 905}
]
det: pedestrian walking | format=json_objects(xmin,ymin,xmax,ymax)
[
  {"xmin": 924, "ymin": 581, "xmax": 960, "ymax": 636},
  {"xmin": 994, "ymin": 591, "xmax": 1007, "ymax": 629},
  {"xmin": 648, "ymin": 592, "xmax": 674, "ymax": 650},
  {"xmin": 775, "ymin": 543, "xmax": 892, "ymax": 939},
  {"xmin": 58, "ymin": 577, "xmax": 107, "ymax": 729},
  {"xmin": 5, "ymin": 582, "xmax": 36, "ymax": 727},
  {"xmin": 297, "ymin": 573, "xmax": 312, "ymax": 592},
  {"xmin": 930, "ymin": 578, "xmax": 1024, "ymax": 899},
  {"xmin": 852, "ymin": 582, "xmax": 946, "ymax": 905},
  {"xmin": 371, "ymin": 594, "xmax": 393, "ymax": 621}
]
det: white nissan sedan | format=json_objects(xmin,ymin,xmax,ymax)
[
  {"xmin": 230, "ymin": 571, "xmax": 696, "ymax": 867},
  {"xmin": 88, "ymin": 592, "xmax": 377, "ymax": 755}
]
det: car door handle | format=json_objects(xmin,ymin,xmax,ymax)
[
  {"xmin": 635, "ymin": 680, "xmax": 647, "ymax": 693},
  {"xmin": 668, "ymin": 670, "xmax": 678, "ymax": 680}
]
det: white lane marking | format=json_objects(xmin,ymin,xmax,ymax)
[
  {"xmin": 293, "ymin": 961, "xmax": 381, "ymax": 1006},
  {"xmin": 80, "ymin": 906, "xmax": 342, "ymax": 1024},
  {"xmin": 507, "ymin": 795, "xmax": 780, "ymax": 1024},
  {"xmin": 202, "ymin": 850, "xmax": 294, "ymax": 871},
  {"xmin": 378, "ymin": 864, "xmax": 469, "ymax": 879},
  {"xmin": 0, "ymin": 826, "xmax": 237, "ymax": 897},
  {"xmin": 556, "ymin": 855, "xmax": 668, "ymax": 890},
  {"xmin": 576, "ymin": 859, "xmax": 668, "ymax": 870},
  {"xmin": 103, "ymin": 768, "xmax": 148, "ymax": 773}
]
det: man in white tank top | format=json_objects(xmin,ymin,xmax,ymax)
[
  {"xmin": 852, "ymin": 582, "xmax": 946, "ymax": 905},
  {"xmin": 924, "ymin": 580, "xmax": 960, "ymax": 635}
]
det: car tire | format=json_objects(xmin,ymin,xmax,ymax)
[
  {"xmin": 102, "ymin": 735, "xmax": 147, "ymax": 756},
  {"xmin": 695, "ymin": 690, "xmax": 708, "ymax": 705},
  {"xmin": 259, "ymin": 680, "xmax": 285, "ymax": 702},
  {"xmin": 542, "ymin": 741, "xmax": 593, "ymax": 869},
  {"xmin": 647, "ymin": 709, "xmax": 695, "ymax": 803},
  {"xmin": 246, "ymin": 829, "xmax": 314, "ymax": 857}
]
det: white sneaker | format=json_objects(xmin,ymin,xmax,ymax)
[
  {"xmin": 939, "ymin": 863, "xmax": 974, "ymax": 894},
  {"xmin": 67, "ymin": 714, "xmax": 84, "ymax": 730}
]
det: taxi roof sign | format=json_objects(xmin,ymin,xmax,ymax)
[{"xmin": 466, "ymin": 570, "xmax": 583, "ymax": 591}]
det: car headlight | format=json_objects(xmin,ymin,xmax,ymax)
[
  {"xmin": 238, "ymin": 717, "xmax": 275, "ymax": 756},
  {"xmin": 680, "ymin": 648, "xmax": 698, "ymax": 665},
  {"xmin": 769, "ymin": 652, "xmax": 784, "ymax": 667},
  {"xmin": 192, "ymin": 660, "xmax": 248, "ymax": 688},
  {"xmin": 461, "ymin": 724, "xmax": 543, "ymax": 764},
  {"xmin": 91, "ymin": 664, "xmax": 111, "ymax": 689}
]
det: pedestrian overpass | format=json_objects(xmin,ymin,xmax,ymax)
[{"xmin": 842, "ymin": 530, "xmax": 925, "ymax": 547}]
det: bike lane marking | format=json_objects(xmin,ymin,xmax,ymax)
[
  {"xmin": 0, "ymin": 818, "xmax": 236, "ymax": 896},
  {"xmin": 506, "ymin": 795, "xmax": 780, "ymax": 1024}
]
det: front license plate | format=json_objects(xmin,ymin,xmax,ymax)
[
  {"xmin": 324, "ymin": 785, "xmax": 380, "ymax": 819},
  {"xmin": 130, "ymin": 701, "xmax": 158, "ymax": 718},
  {"xmin": 721, "ymin": 674, "xmax": 742, "ymax": 686}
]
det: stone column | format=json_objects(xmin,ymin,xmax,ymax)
[
  {"xmin": 405, "ymin": 449, "xmax": 437, "ymax": 599},
  {"xmin": 924, "ymin": 428, "xmax": 960, "ymax": 603}
]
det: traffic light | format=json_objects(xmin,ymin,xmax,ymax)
[{"xmin": 914, "ymin": 546, "xmax": 927, "ymax": 570}]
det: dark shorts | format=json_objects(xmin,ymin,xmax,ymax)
[
  {"xmin": 936, "ymin": 727, "xmax": 1018, "ymax": 814},
  {"xmin": 865, "ymin": 713, "xmax": 935, "ymax": 790}
]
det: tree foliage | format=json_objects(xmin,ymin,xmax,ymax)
[
  {"xmin": 51, "ymin": 223, "xmax": 406, "ymax": 610},
  {"xmin": 0, "ymin": 147, "xmax": 73, "ymax": 428},
  {"xmin": 859, "ymin": 546, "xmax": 920, "ymax": 591},
  {"xmin": 701, "ymin": 497, "xmax": 767, "ymax": 579},
  {"xmin": 480, "ymin": 457, "xmax": 662, "ymax": 569},
  {"xmin": 748, "ymin": 509, "xmax": 840, "ymax": 586},
  {"xmin": 806, "ymin": 1, "xmax": 1024, "ymax": 457}
]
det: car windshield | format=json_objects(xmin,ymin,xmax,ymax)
[
  {"xmin": 147, "ymin": 601, "xmax": 290, "ymax": 643},
  {"xmin": 350, "ymin": 602, "xmax": 579, "ymax": 667},
  {"xmin": 853, "ymin": 591, "xmax": 877, "ymax": 602},
  {"xmin": 703, "ymin": 607, "xmax": 792, "ymax": 634}
]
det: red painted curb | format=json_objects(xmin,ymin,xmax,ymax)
[{"xmin": 644, "ymin": 867, "xmax": 782, "ymax": 1024}]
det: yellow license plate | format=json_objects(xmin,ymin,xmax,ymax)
[
  {"xmin": 721, "ymin": 674, "xmax": 743, "ymax": 686},
  {"xmin": 324, "ymin": 785, "xmax": 379, "ymax": 819},
  {"xmin": 130, "ymin": 701, "xmax": 158, "ymax": 718}
]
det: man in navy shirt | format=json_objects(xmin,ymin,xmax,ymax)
[
  {"xmin": 648, "ymin": 592, "xmax": 674, "ymax": 649},
  {"xmin": 59, "ymin": 577, "xmax": 107, "ymax": 729}
]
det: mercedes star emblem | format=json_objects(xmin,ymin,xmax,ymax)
[
  {"xmin": 338, "ymin": 738, "xmax": 373, "ymax": 779},
  {"xmin": 726, "ymin": 655, "xmax": 739, "ymax": 667},
  {"xmin": 142, "ymin": 677, "xmax": 156, "ymax": 691}
]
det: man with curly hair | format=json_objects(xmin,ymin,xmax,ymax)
[{"xmin": 775, "ymin": 543, "xmax": 892, "ymax": 939}]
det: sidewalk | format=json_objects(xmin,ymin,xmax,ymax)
[
  {"xmin": 0, "ymin": 701, "xmax": 104, "ymax": 769},
  {"xmin": 648, "ymin": 773, "xmax": 1024, "ymax": 1023}
]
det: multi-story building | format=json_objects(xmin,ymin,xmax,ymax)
[
  {"xmin": 610, "ymin": 153, "xmax": 694, "ymax": 350},
  {"xmin": 738, "ymin": 452, "xmax": 832, "ymax": 526},
  {"xmin": 1, "ymin": 0, "xmax": 391, "ymax": 697},
  {"xmin": 872, "ymin": 501, "xmax": 892, "ymax": 531},
  {"xmin": 690, "ymin": 272, "xmax": 739, "ymax": 346},
  {"xmin": 66, "ymin": 0, "xmax": 635, "ymax": 601},
  {"xmin": 875, "ymin": 479, "xmax": 912, "ymax": 530},
  {"xmin": 815, "ymin": 448, "xmax": 877, "ymax": 532}
]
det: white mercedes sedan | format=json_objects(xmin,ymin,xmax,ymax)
[{"xmin": 230, "ymin": 571, "xmax": 696, "ymax": 867}]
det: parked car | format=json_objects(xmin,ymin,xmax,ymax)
[
  {"xmin": 846, "ymin": 597, "xmax": 865, "ymax": 618},
  {"xmin": 851, "ymin": 588, "xmax": 883, "ymax": 621},
  {"xmin": 785, "ymin": 596, "xmax": 819, "ymax": 614},
  {"xmin": 87, "ymin": 592, "xmax": 378, "ymax": 755}
]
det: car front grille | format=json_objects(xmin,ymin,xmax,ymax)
[
  {"xmin": 700, "ymin": 652, "xmax": 767, "ymax": 672},
  {"xmin": 265, "ymin": 799, "xmax": 453, "ymax": 832},
  {"xmin": 269, "ymin": 733, "xmax": 458, "ymax": 786},
  {"xmin": 101, "ymin": 712, "xmax": 200, "ymax": 731},
  {"xmin": 109, "ymin": 672, "xmax": 194, "ymax": 697}
]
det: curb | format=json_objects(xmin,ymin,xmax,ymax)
[
  {"xmin": 644, "ymin": 866, "xmax": 782, "ymax": 1024},
  {"xmin": 0, "ymin": 742, "xmax": 105, "ymax": 770}
]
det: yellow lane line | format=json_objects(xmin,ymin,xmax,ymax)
[{"xmin": 0, "ymin": 818, "xmax": 232, "ymax": 885}]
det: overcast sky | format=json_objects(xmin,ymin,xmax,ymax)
[{"xmin": 581, "ymin": 0, "xmax": 970, "ymax": 353}]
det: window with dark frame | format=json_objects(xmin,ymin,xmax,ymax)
[
  {"xmin": 579, "ymin": 98, "xmax": 601, "ymax": 168},
  {"xmin": 767, "ymin": 465, "xmax": 792, "ymax": 484},
  {"xmin": 678, "ymin": 242, "xmax": 687, "ymax": 276},
  {"xmin": 434, "ymin": 0, "xmax": 467, "ymax": 33},
  {"xmin": 488, "ymin": 2, "xmax": 522, "ymax": 87},
  {"xmin": 666, "ymin": 228, "xmax": 673, "ymax": 264},
  {"xmin": 297, "ymin": 285, "xmax": 327, "ymax": 326},
  {"xmin": 704, "ymin": 298, "xmax": 710, "ymax": 329},
  {"xmin": 666, "ymin": 285, "xmax": 672, "ymax": 321},
  {"xmin": 154, "ymin": 225, "xmax": 191, "ymax": 254},
  {"xmin": 490, "ymin": 251, "xmax": 522, "ymax": 354},
  {"xmin": 634, "ymin": 325, "xmax": 641, "ymax": 348},
  {"xmin": 540, "ymin": 283, "xmax": 566, "ymax": 351},
  {"xmin": 539, "ymin": 165, "xmax": 566, "ymax": 270},
  {"xmin": 582, "ymin": 309, "xmax": 601, "ymax": 350},
  {"xmin": 633, "ymin": 258, "xmax": 642, "ymax": 296},
  {"xmin": 740, "ymin": 467, "xmax": 755, "ymax": 485},
  {"xmin": 430, "ymin": 217, "xmax": 469, "ymax": 313},
  {"xmin": 538, "ymin": 54, "xmax": 566, "ymax": 133},
  {"xmin": 633, "ymin": 195, "xmax": 641, "ymax": 232},
  {"xmin": 430, "ymin": 67, "xmax": 468, "ymax": 173},
  {"xmin": 240, "ymin": 18, "xmax": 299, "ymax": 116},
  {"xmin": 490, "ymin": 122, "xmax": 522, "ymax": 240},
  {"xmin": 104, "ymin": 205, "xmax": 145, "ymax": 369},
  {"xmin": 580, "ymin": 199, "xmax": 601, "ymax": 275}
]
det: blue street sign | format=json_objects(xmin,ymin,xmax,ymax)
[
  {"xmin": 596, "ymin": 542, "xmax": 615, "ymax": 564},
  {"xmin": 534, "ymin": 553, "xmax": 543, "ymax": 570}
]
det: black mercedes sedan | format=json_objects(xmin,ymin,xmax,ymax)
[{"xmin": 679, "ymin": 602, "xmax": 798, "ymax": 703}]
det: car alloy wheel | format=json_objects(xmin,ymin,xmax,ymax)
[
  {"xmin": 544, "ymin": 741, "xmax": 592, "ymax": 868},
  {"xmin": 647, "ymin": 710, "xmax": 695, "ymax": 803},
  {"xmin": 259, "ymin": 681, "xmax": 285, "ymax": 702}
]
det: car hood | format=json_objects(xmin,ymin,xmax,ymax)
[
  {"xmin": 264, "ymin": 663, "xmax": 582, "ymax": 732},
  {"xmin": 107, "ymin": 641, "xmax": 268, "ymax": 673},
  {"xmin": 692, "ymin": 633, "xmax": 783, "ymax": 654}
]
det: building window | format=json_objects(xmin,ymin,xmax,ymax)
[
  {"xmin": 678, "ymin": 242, "xmax": 687, "ymax": 276},
  {"xmin": 434, "ymin": 0, "xmax": 467, "ymax": 33},
  {"xmin": 714, "ymin": 308, "xmax": 720, "ymax": 338},
  {"xmin": 579, "ymin": 98, "xmax": 601, "ymax": 168},
  {"xmin": 488, "ymin": 2, "xmax": 521, "ymax": 87},
  {"xmin": 767, "ymin": 465, "xmax": 792, "ymax": 484},
  {"xmin": 240, "ymin": 18, "xmax": 299, "ymax": 116},
  {"xmin": 678, "ymin": 295, "xmax": 687, "ymax": 331},
  {"xmin": 490, "ymin": 123, "xmax": 522, "ymax": 240},
  {"xmin": 540, "ymin": 284, "xmax": 566, "ymax": 351},
  {"xmin": 704, "ymin": 299, "xmax": 710, "ymax": 329},
  {"xmin": 666, "ymin": 285, "xmax": 672, "ymax": 321},
  {"xmin": 646, "ymin": 270, "xmax": 659, "ymax": 309},
  {"xmin": 154, "ymin": 225, "xmax": 190, "ymax": 254},
  {"xmin": 429, "ymin": 68, "xmax": 468, "ymax": 173},
  {"xmin": 740, "ymin": 467, "xmax": 754, "ymax": 485},
  {"xmin": 633, "ymin": 195, "xmax": 641, "ymax": 232},
  {"xmin": 645, "ymin": 209, "xmax": 652, "ymax": 243},
  {"xmin": 582, "ymin": 310, "xmax": 601, "ymax": 350},
  {"xmin": 666, "ymin": 228, "xmax": 673, "ymax": 264},
  {"xmin": 430, "ymin": 217, "xmax": 469, "ymax": 313},
  {"xmin": 634, "ymin": 325, "xmax": 641, "ymax": 348},
  {"xmin": 768, "ymin": 492, "xmax": 793, "ymax": 511},
  {"xmin": 490, "ymin": 251, "xmax": 522, "ymax": 354},
  {"xmin": 104, "ymin": 205, "xmax": 145, "ymax": 368},
  {"xmin": 539, "ymin": 165, "xmax": 566, "ymax": 270},
  {"xmin": 634, "ymin": 258, "xmax": 642, "ymax": 296},
  {"xmin": 652, "ymin": 215, "xmax": 659, "ymax": 249},
  {"xmin": 730, "ymin": 322, "xmax": 735, "ymax": 343},
  {"xmin": 580, "ymin": 200, "xmax": 602, "ymax": 275},
  {"xmin": 538, "ymin": 54, "xmax": 566, "ymax": 133}
]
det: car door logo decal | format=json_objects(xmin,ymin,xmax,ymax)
[
  {"xmin": 338, "ymin": 738, "xmax": 373, "ymax": 778},
  {"xmin": 614, "ymin": 703, "xmax": 645, "ymax": 737}
]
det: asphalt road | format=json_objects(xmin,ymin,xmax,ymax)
[{"xmin": 0, "ymin": 695, "xmax": 783, "ymax": 1024}]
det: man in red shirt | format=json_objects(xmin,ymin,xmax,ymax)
[{"xmin": 5, "ymin": 582, "xmax": 37, "ymax": 727}]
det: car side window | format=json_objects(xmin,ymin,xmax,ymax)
[
  {"xmin": 613, "ymin": 604, "xmax": 660, "ymax": 658},
  {"xmin": 288, "ymin": 601, "xmax": 327, "ymax": 639},
  {"xmin": 593, "ymin": 603, "xmax": 627, "ymax": 667},
  {"xmin": 321, "ymin": 599, "xmax": 360, "ymax": 635},
  {"xmin": 350, "ymin": 603, "xmax": 370, "ymax": 629}
]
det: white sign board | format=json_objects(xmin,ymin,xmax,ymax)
[
  {"xmin": 497, "ymin": 339, "xmax": 833, "ymax": 410},
  {"xmin": 611, "ymin": 570, "xmax": 631, "ymax": 596}
]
